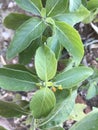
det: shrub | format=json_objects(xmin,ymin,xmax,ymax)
[{"xmin": 0, "ymin": 0, "xmax": 98, "ymax": 130}]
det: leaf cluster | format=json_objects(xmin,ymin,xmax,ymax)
[{"xmin": 0, "ymin": 0, "xmax": 98, "ymax": 129}]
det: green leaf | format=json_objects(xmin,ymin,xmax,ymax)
[
  {"xmin": 4, "ymin": 64, "xmax": 33, "ymax": 74},
  {"xmin": 54, "ymin": 5, "xmax": 90, "ymax": 26},
  {"xmin": 31, "ymin": 0, "xmax": 42, "ymax": 11},
  {"xmin": 87, "ymin": 0, "xmax": 98, "ymax": 10},
  {"xmin": 47, "ymin": 32, "xmax": 61, "ymax": 60},
  {"xmin": 43, "ymin": 127, "xmax": 64, "ymax": 130},
  {"xmin": 4, "ymin": 64, "xmax": 37, "ymax": 78},
  {"xmin": 15, "ymin": 100, "xmax": 29, "ymax": 111},
  {"xmin": 70, "ymin": 110, "xmax": 98, "ymax": 130},
  {"xmin": 19, "ymin": 38, "xmax": 41, "ymax": 65},
  {"xmin": 69, "ymin": 0, "xmax": 82, "ymax": 12},
  {"xmin": 83, "ymin": 9, "xmax": 98, "ymax": 24},
  {"xmin": 15, "ymin": 0, "xmax": 41, "ymax": 15},
  {"xmin": 0, "ymin": 126, "xmax": 6, "ymax": 130},
  {"xmin": 69, "ymin": 104, "xmax": 86, "ymax": 121},
  {"xmin": 38, "ymin": 91, "xmax": 76, "ymax": 128},
  {"xmin": 89, "ymin": 68, "xmax": 98, "ymax": 81},
  {"xmin": 7, "ymin": 17, "xmax": 46, "ymax": 59},
  {"xmin": 3, "ymin": 13, "xmax": 31, "ymax": 30},
  {"xmin": 53, "ymin": 67, "xmax": 93, "ymax": 89},
  {"xmin": 0, "ymin": 68, "xmax": 38, "ymax": 91},
  {"xmin": 0, "ymin": 100, "xmax": 28, "ymax": 117},
  {"xmin": 46, "ymin": 0, "xmax": 68, "ymax": 17},
  {"xmin": 30, "ymin": 88, "xmax": 56, "ymax": 119},
  {"xmin": 55, "ymin": 21, "xmax": 84, "ymax": 66},
  {"xmin": 83, "ymin": 9, "xmax": 98, "ymax": 23},
  {"xmin": 81, "ymin": 0, "xmax": 87, "ymax": 6},
  {"xmin": 35, "ymin": 45, "xmax": 57, "ymax": 81},
  {"xmin": 55, "ymin": 89, "xmax": 70, "ymax": 104},
  {"xmin": 86, "ymin": 83, "xmax": 96, "ymax": 99}
]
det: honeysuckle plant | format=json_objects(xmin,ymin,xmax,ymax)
[{"xmin": 0, "ymin": 0, "xmax": 98, "ymax": 130}]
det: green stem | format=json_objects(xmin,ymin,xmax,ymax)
[{"xmin": 30, "ymin": 118, "xmax": 36, "ymax": 130}]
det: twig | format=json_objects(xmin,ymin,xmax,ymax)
[
  {"xmin": 84, "ymin": 40, "xmax": 98, "ymax": 47},
  {"xmin": 0, "ymin": 55, "xmax": 6, "ymax": 65}
]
